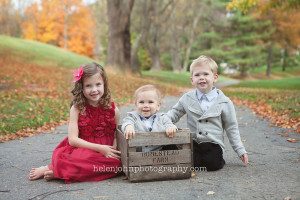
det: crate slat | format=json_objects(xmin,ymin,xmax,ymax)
[
  {"xmin": 128, "ymin": 130, "xmax": 191, "ymax": 147},
  {"xmin": 116, "ymin": 129, "xmax": 128, "ymax": 176},
  {"xmin": 128, "ymin": 149, "xmax": 191, "ymax": 166}
]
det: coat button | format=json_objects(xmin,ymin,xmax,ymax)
[
  {"xmin": 199, "ymin": 120, "xmax": 202, "ymax": 123},
  {"xmin": 206, "ymin": 120, "xmax": 208, "ymax": 122},
  {"xmin": 205, "ymin": 132, "xmax": 208, "ymax": 135},
  {"xmin": 199, "ymin": 132, "xmax": 202, "ymax": 135}
]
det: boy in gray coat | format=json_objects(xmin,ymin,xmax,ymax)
[
  {"xmin": 165, "ymin": 55, "xmax": 248, "ymax": 171},
  {"xmin": 122, "ymin": 85, "xmax": 177, "ymax": 152}
]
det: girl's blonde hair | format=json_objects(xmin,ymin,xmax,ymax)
[
  {"xmin": 71, "ymin": 63, "xmax": 111, "ymax": 113},
  {"xmin": 190, "ymin": 55, "xmax": 218, "ymax": 75}
]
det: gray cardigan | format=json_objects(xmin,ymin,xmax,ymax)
[
  {"xmin": 121, "ymin": 111, "xmax": 177, "ymax": 152},
  {"xmin": 165, "ymin": 89, "xmax": 247, "ymax": 157}
]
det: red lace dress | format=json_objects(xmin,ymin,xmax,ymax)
[{"xmin": 49, "ymin": 102, "xmax": 122, "ymax": 184}]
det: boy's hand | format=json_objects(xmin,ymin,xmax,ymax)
[
  {"xmin": 166, "ymin": 126, "xmax": 176, "ymax": 138},
  {"xmin": 240, "ymin": 153, "xmax": 248, "ymax": 165},
  {"xmin": 124, "ymin": 125, "xmax": 135, "ymax": 139}
]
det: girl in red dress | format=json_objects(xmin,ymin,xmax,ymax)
[{"xmin": 29, "ymin": 63, "xmax": 122, "ymax": 184}]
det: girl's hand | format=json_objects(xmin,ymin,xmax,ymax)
[
  {"xmin": 98, "ymin": 145, "xmax": 121, "ymax": 159},
  {"xmin": 124, "ymin": 125, "xmax": 135, "ymax": 139},
  {"xmin": 166, "ymin": 127, "xmax": 176, "ymax": 138},
  {"xmin": 240, "ymin": 153, "xmax": 248, "ymax": 165}
]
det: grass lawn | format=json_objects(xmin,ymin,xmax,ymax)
[
  {"xmin": 249, "ymin": 65, "xmax": 300, "ymax": 78},
  {"xmin": 0, "ymin": 35, "xmax": 98, "ymax": 68},
  {"xmin": 230, "ymin": 77, "xmax": 300, "ymax": 90}
]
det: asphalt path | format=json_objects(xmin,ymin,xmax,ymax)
[{"xmin": 0, "ymin": 95, "xmax": 299, "ymax": 200}]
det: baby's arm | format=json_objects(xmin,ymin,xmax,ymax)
[
  {"xmin": 162, "ymin": 114, "xmax": 177, "ymax": 138},
  {"xmin": 68, "ymin": 106, "xmax": 120, "ymax": 159},
  {"xmin": 121, "ymin": 114, "xmax": 136, "ymax": 139},
  {"xmin": 166, "ymin": 126, "xmax": 177, "ymax": 138},
  {"xmin": 124, "ymin": 125, "xmax": 135, "ymax": 139}
]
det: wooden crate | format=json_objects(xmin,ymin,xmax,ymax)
[{"xmin": 117, "ymin": 127, "xmax": 193, "ymax": 182}]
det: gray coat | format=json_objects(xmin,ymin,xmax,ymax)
[
  {"xmin": 121, "ymin": 111, "xmax": 177, "ymax": 152},
  {"xmin": 165, "ymin": 89, "xmax": 247, "ymax": 157}
]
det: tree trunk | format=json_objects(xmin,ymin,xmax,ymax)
[
  {"xmin": 182, "ymin": 8, "xmax": 201, "ymax": 72},
  {"xmin": 151, "ymin": 52, "xmax": 161, "ymax": 71},
  {"xmin": 63, "ymin": 9, "xmax": 68, "ymax": 50},
  {"xmin": 266, "ymin": 42, "xmax": 273, "ymax": 76},
  {"xmin": 106, "ymin": 0, "xmax": 134, "ymax": 73},
  {"xmin": 282, "ymin": 47, "xmax": 287, "ymax": 72},
  {"xmin": 170, "ymin": 2, "xmax": 181, "ymax": 73},
  {"xmin": 240, "ymin": 64, "xmax": 248, "ymax": 77},
  {"xmin": 147, "ymin": 0, "xmax": 173, "ymax": 72},
  {"xmin": 130, "ymin": 1, "xmax": 153, "ymax": 73}
]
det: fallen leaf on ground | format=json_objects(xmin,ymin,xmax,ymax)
[
  {"xmin": 191, "ymin": 172, "xmax": 196, "ymax": 178},
  {"xmin": 74, "ymin": 192, "xmax": 86, "ymax": 195},
  {"xmin": 122, "ymin": 176, "xmax": 128, "ymax": 180},
  {"xmin": 94, "ymin": 196, "xmax": 109, "ymax": 199},
  {"xmin": 207, "ymin": 191, "xmax": 215, "ymax": 195},
  {"xmin": 287, "ymin": 138, "xmax": 299, "ymax": 143},
  {"xmin": 242, "ymin": 140, "xmax": 246, "ymax": 142},
  {"xmin": 281, "ymin": 134, "xmax": 290, "ymax": 137}
]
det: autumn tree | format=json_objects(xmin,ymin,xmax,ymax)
[
  {"xmin": 22, "ymin": 0, "xmax": 96, "ymax": 58},
  {"xmin": 106, "ymin": 0, "xmax": 134, "ymax": 73},
  {"xmin": 0, "ymin": 0, "xmax": 23, "ymax": 37},
  {"xmin": 227, "ymin": 0, "xmax": 300, "ymax": 75}
]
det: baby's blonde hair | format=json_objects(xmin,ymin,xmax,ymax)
[
  {"xmin": 190, "ymin": 55, "xmax": 218, "ymax": 75},
  {"xmin": 134, "ymin": 85, "xmax": 161, "ymax": 101}
]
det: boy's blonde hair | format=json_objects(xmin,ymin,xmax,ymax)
[
  {"xmin": 134, "ymin": 85, "xmax": 162, "ymax": 101},
  {"xmin": 190, "ymin": 55, "xmax": 218, "ymax": 75}
]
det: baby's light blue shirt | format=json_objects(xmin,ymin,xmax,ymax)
[{"xmin": 138, "ymin": 114, "xmax": 157, "ymax": 131}]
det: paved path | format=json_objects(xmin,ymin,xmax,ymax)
[{"xmin": 0, "ymin": 96, "xmax": 299, "ymax": 200}]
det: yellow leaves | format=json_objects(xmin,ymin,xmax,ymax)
[
  {"xmin": 191, "ymin": 172, "xmax": 196, "ymax": 178},
  {"xmin": 287, "ymin": 138, "xmax": 299, "ymax": 143},
  {"xmin": 226, "ymin": 0, "xmax": 259, "ymax": 14},
  {"xmin": 207, "ymin": 191, "xmax": 215, "ymax": 195},
  {"xmin": 22, "ymin": 0, "xmax": 96, "ymax": 57}
]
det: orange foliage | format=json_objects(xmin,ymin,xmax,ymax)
[
  {"xmin": 257, "ymin": 1, "xmax": 300, "ymax": 50},
  {"xmin": 21, "ymin": 0, "xmax": 96, "ymax": 57},
  {"xmin": 228, "ymin": 94, "xmax": 300, "ymax": 134}
]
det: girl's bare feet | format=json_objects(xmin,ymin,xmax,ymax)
[
  {"xmin": 29, "ymin": 166, "xmax": 49, "ymax": 180},
  {"xmin": 44, "ymin": 170, "xmax": 55, "ymax": 181}
]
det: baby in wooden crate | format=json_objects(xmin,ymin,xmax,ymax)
[{"xmin": 121, "ymin": 85, "xmax": 177, "ymax": 152}]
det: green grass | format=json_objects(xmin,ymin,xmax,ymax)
[
  {"xmin": 142, "ymin": 70, "xmax": 234, "ymax": 87},
  {"xmin": 249, "ymin": 65, "xmax": 300, "ymax": 78},
  {"xmin": 0, "ymin": 35, "xmax": 98, "ymax": 68},
  {"xmin": 231, "ymin": 77, "xmax": 300, "ymax": 90}
]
